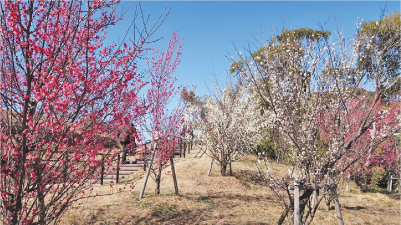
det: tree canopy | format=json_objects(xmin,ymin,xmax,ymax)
[
  {"xmin": 230, "ymin": 28, "xmax": 331, "ymax": 73},
  {"xmin": 359, "ymin": 12, "xmax": 400, "ymax": 98}
]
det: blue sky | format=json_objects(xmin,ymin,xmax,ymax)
[{"xmin": 106, "ymin": 1, "xmax": 400, "ymax": 99}]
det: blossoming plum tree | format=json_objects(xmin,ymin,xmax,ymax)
[
  {"xmin": 0, "ymin": 1, "xmax": 179, "ymax": 224},
  {"xmin": 333, "ymin": 98, "xmax": 400, "ymax": 190},
  {"xmin": 185, "ymin": 82, "xmax": 268, "ymax": 176},
  {"xmin": 142, "ymin": 32, "xmax": 184, "ymax": 195},
  {"xmin": 232, "ymin": 18, "xmax": 400, "ymax": 224}
]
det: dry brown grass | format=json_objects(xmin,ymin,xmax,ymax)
[{"xmin": 61, "ymin": 147, "xmax": 401, "ymax": 225}]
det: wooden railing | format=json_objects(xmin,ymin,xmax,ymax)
[
  {"xmin": 97, "ymin": 136, "xmax": 189, "ymax": 185},
  {"xmin": 97, "ymin": 152, "xmax": 121, "ymax": 185},
  {"xmin": 31, "ymin": 136, "xmax": 191, "ymax": 186}
]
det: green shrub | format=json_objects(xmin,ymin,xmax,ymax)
[
  {"xmin": 370, "ymin": 166, "xmax": 387, "ymax": 190},
  {"xmin": 254, "ymin": 136, "xmax": 278, "ymax": 160}
]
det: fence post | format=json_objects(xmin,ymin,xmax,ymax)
[
  {"xmin": 326, "ymin": 178, "xmax": 331, "ymax": 210},
  {"xmin": 387, "ymin": 171, "xmax": 392, "ymax": 192},
  {"xmin": 170, "ymin": 156, "xmax": 179, "ymax": 195},
  {"xmin": 311, "ymin": 186, "xmax": 317, "ymax": 210},
  {"xmin": 116, "ymin": 153, "xmax": 120, "ymax": 184},
  {"xmin": 139, "ymin": 143, "xmax": 157, "ymax": 199},
  {"xmin": 330, "ymin": 178, "xmax": 344, "ymax": 225},
  {"xmin": 101, "ymin": 154, "xmax": 105, "ymax": 185},
  {"xmin": 294, "ymin": 178, "xmax": 300, "ymax": 225}
]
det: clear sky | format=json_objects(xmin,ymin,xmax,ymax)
[{"xmin": 106, "ymin": 1, "xmax": 400, "ymax": 99}]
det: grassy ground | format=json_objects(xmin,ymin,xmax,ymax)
[{"xmin": 62, "ymin": 147, "xmax": 401, "ymax": 224}]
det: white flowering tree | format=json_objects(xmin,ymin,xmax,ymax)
[
  {"xmin": 231, "ymin": 18, "xmax": 400, "ymax": 224},
  {"xmin": 185, "ymin": 82, "xmax": 268, "ymax": 176}
]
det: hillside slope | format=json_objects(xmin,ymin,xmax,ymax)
[{"xmin": 63, "ymin": 147, "xmax": 400, "ymax": 224}]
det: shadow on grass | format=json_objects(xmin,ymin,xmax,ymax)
[
  {"xmin": 233, "ymin": 169, "xmax": 266, "ymax": 187},
  {"xmin": 356, "ymin": 185, "xmax": 401, "ymax": 200},
  {"xmin": 387, "ymin": 192, "xmax": 401, "ymax": 200},
  {"xmin": 343, "ymin": 206, "xmax": 366, "ymax": 210},
  {"xmin": 126, "ymin": 193, "xmax": 277, "ymax": 224},
  {"xmin": 128, "ymin": 207, "xmax": 211, "ymax": 224}
]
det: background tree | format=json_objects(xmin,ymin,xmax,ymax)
[
  {"xmin": 334, "ymin": 99, "xmax": 400, "ymax": 191},
  {"xmin": 231, "ymin": 28, "xmax": 332, "ymax": 163},
  {"xmin": 181, "ymin": 87, "xmax": 196, "ymax": 104},
  {"xmin": 230, "ymin": 27, "xmax": 331, "ymax": 75},
  {"xmin": 185, "ymin": 81, "xmax": 268, "ymax": 176},
  {"xmin": 358, "ymin": 12, "xmax": 400, "ymax": 97}
]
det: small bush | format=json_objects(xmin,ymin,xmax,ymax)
[{"xmin": 370, "ymin": 166, "xmax": 387, "ymax": 190}]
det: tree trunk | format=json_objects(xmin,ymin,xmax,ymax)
[
  {"xmin": 278, "ymin": 185, "xmax": 314, "ymax": 225},
  {"xmin": 155, "ymin": 176, "xmax": 161, "ymax": 195},
  {"xmin": 155, "ymin": 162, "xmax": 163, "ymax": 195},
  {"xmin": 325, "ymin": 178, "xmax": 331, "ymax": 210},
  {"xmin": 326, "ymin": 198, "xmax": 331, "ymax": 211},
  {"xmin": 311, "ymin": 190, "xmax": 317, "ymax": 209},
  {"xmin": 299, "ymin": 189, "xmax": 313, "ymax": 221},
  {"xmin": 221, "ymin": 163, "xmax": 227, "ymax": 176},
  {"xmin": 330, "ymin": 178, "xmax": 344, "ymax": 225},
  {"xmin": 36, "ymin": 159, "xmax": 46, "ymax": 224},
  {"xmin": 294, "ymin": 179, "xmax": 300, "ymax": 225},
  {"xmin": 208, "ymin": 159, "xmax": 214, "ymax": 176},
  {"xmin": 221, "ymin": 161, "xmax": 227, "ymax": 176},
  {"xmin": 122, "ymin": 143, "xmax": 127, "ymax": 162},
  {"xmin": 277, "ymin": 207, "xmax": 290, "ymax": 225},
  {"xmin": 12, "ymin": 159, "xmax": 25, "ymax": 225},
  {"xmin": 38, "ymin": 186, "xmax": 46, "ymax": 225},
  {"xmin": 220, "ymin": 151, "xmax": 229, "ymax": 176}
]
